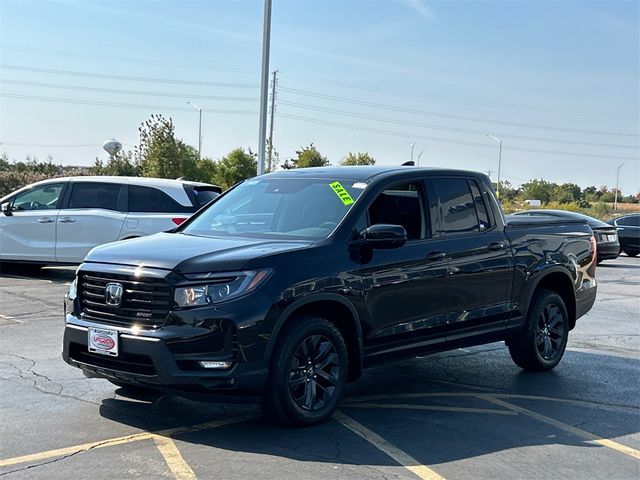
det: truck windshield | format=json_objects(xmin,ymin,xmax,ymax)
[{"xmin": 183, "ymin": 177, "xmax": 365, "ymax": 239}]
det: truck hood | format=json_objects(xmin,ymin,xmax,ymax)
[{"xmin": 84, "ymin": 232, "xmax": 313, "ymax": 273}]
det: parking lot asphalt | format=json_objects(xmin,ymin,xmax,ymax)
[{"xmin": 0, "ymin": 257, "xmax": 638, "ymax": 480}]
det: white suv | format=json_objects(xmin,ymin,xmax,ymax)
[{"xmin": 0, "ymin": 176, "xmax": 221, "ymax": 265}]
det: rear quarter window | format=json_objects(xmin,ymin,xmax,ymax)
[{"xmin": 129, "ymin": 185, "xmax": 192, "ymax": 213}]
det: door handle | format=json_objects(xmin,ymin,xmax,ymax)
[
  {"xmin": 37, "ymin": 217, "xmax": 53, "ymax": 223},
  {"xmin": 426, "ymin": 251, "xmax": 446, "ymax": 261},
  {"xmin": 58, "ymin": 217, "xmax": 76, "ymax": 223},
  {"xmin": 487, "ymin": 242, "xmax": 505, "ymax": 251}
]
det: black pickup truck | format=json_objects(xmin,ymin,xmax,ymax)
[{"xmin": 62, "ymin": 166, "xmax": 597, "ymax": 425}]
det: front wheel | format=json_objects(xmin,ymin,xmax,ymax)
[
  {"xmin": 508, "ymin": 289, "xmax": 569, "ymax": 371},
  {"xmin": 623, "ymin": 248, "xmax": 639, "ymax": 257},
  {"xmin": 264, "ymin": 315, "xmax": 347, "ymax": 426}
]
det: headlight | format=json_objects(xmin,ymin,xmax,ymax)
[{"xmin": 174, "ymin": 269, "xmax": 272, "ymax": 308}]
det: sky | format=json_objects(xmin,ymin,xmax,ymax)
[{"xmin": 0, "ymin": 0, "xmax": 638, "ymax": 195}]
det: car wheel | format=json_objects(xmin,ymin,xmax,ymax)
[
  {"xmin": 623, "ymin": 249, "xmax": 639, "ymax": 257},
  {"xmin": 108, "ymin": 379, "xmax": 159, "ymax": 398},
  {"xmin": 264, "ymin": 315, "xmax": 347, "ymax": 426},
  {"xmin": 508, "ymin": 289, "xmax": 569, "ymax": 372}
]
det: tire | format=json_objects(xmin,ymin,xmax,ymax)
[
  {"xmin": 623, "ymin": 249, "xmax": 639, "ymax": 257},
  {"xmin": 508, "ymin": 289, "xmax": 569, "ymax": 372},
  {"xmin": 264, "ymin": 315, "xmax": 348, "ymax": 426}
]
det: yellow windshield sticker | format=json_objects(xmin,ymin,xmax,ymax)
[{"xmin": 330, "ymin": 181, "xmax": 354, "ymax": 205}]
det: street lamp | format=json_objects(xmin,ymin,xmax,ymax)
[
  {"xmin": 410, "ymin": 142, "xmax": 416, "ymax": 163},
  {"xmin": 487, "ymin": 134, "xmax": 503, "ymax": 199},
  {"xmin": 187, "ymin": 101, "xmax": 202, "ymax": 159},
  {"xmin": 614, "ymin": 161, "xmax": 627, "ymax": 210},
  {"xmin": 257, "ymin": 0, "xmax": 273, "ymax": 176},
  {"xmin": 417, "ymin": 149, "xmax": 426, "ymax": 166}
]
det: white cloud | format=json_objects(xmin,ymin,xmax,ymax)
[{"xmin": 404, "ymin": 0, "xmax": 436, "ymax": 20}]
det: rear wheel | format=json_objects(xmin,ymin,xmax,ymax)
[
  {"xmin": 264, "ymin": 315, "xmax": 347, "ymax": 426},
  {"xmin": 508, "ymin": 289, "xmax": 569, "ymax": 371}
]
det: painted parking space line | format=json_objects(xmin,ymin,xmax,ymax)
[
  {"xmin": 478, "ymin": 395, "xmax": 640, "ymax": 460},
  {"xmin": 334, "ymin": 410, "xmax": 446, "ymax": 480},
  {"xmin": 347, "ymin": 403, "xmax": 517, "ymax": 415},
  {"xmin": 0, "ymin": 415, "xmax": 256, "ymax": 469},
  {"xmin": 153, "ymin": 435, "xmax": 197, "ymax": 480}
]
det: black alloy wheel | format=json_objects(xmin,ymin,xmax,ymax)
[
  {"xmin": 264, "ymin": 315, "xmax": 348, "ymax": 426},
  {"xmin": 508, "ymin": 288, "xmax": 569, "ymax": 371},
  {"xmin": 288, "ymin": 334, "xmax": 340, "ymax": 412},
  {"xmin": 535, "ymin": 303, "xmax": 565, "ymax": 361}
]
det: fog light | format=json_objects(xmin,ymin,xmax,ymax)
[{"xmin": 198, "ymin": 361, "xmax": 233, "ymax": 369}]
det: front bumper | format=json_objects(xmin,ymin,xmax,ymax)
[{"xmin": 62, "ymin": 315, "xmax": 268, "ymax": 397}]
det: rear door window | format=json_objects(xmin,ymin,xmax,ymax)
[
  {"xmin": 68, "ymin": 182, "xmax": 122, "ymax": 211},
  {"xmin": 129, "ymin": 185, "xmax": 192, "ymax": 213},
  {"xmin": 468, "ymin": 180, "xmax": 490, "ymax": 230},
  {"xmin": 434, "ymin": 178, "xmax": 480, "ymax": 235}
]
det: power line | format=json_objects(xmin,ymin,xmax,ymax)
[
  {"xmin": 278, "ymin": 100, "xmax": 638, "ymax": 150},
  {"xmin": 0, "ymin": 43, "xmax": 254, "ymax": 74},
  {"xmin": 276, "ymin": 112, "xmax": 640, "ymax": 162},
  {"xmin": 0, "ymin": 93, "xmax": 257, "ymax": 114},
  {"xmin": 278, "ymin": 86, "xmax": 639, "ymax": 138},
  {"xmin": 279, "ymin": 71, "xmax": 629, "ymax": 120},
  {"xmin": 0, "ymin": 64, "xmax": 259, "ymax": 88},
  {"xmin": 2, "ymin": 79, "xmax": 258, "ymax": 102}
]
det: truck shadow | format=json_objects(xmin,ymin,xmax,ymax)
[{"xmin": 98, "ymin": 346, "xmax": 640, "ymax": 471}]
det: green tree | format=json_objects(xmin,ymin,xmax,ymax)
[
  {"xmin": 136, "ymin": 114, "xmax": 199, "ymax": 179},
  {"xmin": 91, "ymin": 151, "xmax": 139, "ymax": 176},
  {"xmin": 521, "ymin": 179, "xmax": 556, "ymax": 204},
  {"xmin": 213, "ymin": 148, "xmax": 257, "ymax": 189},
  {"xmin": 340, "ymin": 152, "xmax": 376, "ymax": 166},
  {"xmin": 282, "ymin": 144, "xmax": 329, "ymax": 169}
]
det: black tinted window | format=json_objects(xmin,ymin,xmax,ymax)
[
  {"xmin": 368, "ymin": 182, "xmax": 426, "ymax": 240},
  {"xmin": 469, "ymin": 180, "xmax": 490, "ymax": 230},
  {"xmin": 129, "ymin": 185, "xmax": 192, "ymax": 213},
  {"xmin": 435, "ymin": 178, "xmax": 479, "ymax": 235},
  {"xmin": 68, "ymin": 183, "xmax": 122, "ymax": 211},
  {"xmin": 619, "ymin": 216, "xmax": 640, "ymax": 227},
  {"xmin": 191, "ymin": 187, "xmax": 220, "ymax": 208}
]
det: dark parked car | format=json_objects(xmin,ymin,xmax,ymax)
[
  {"xmin": 608, "ymin": 213, "xmax": 640, "ymax": 257},
  {"xmin": 511, "ymin": 209, "xmax": 619, "ymax": 263},
  {"xmin": 62, "ymin": 167, "xmax": 597, "ymax": 425}
]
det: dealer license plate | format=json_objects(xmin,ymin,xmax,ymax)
[{"xmin": 88, "ymin": 327, "xmax": 119, "ymax": 357}]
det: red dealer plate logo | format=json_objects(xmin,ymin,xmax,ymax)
[{"xmin": 88, "ymin": 327, "xmax": 119, "ymax": 357}]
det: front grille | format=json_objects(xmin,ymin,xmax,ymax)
[{"xmin": 78, "ymin": 271, "xmax": 171, "ymax": 328}]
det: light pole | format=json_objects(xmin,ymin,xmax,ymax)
[
  {"xmin": 257, "ymin": 0, "xmax": 273, "ymax": 176},
  {"xmin": 187, "ymin": 101, "xmax": 202, "ymax": 159},
  {"xmin": 417, "ymin": 149, "xmax": 426, "ymax": 166},
  {"xmin": 614, "ymin": 161, "xmax": 627, "ymax": 210},
  {"xmin": 487, "ymin": 134, "xmax": 503, "ymax": 199},
  {"xmin": 410, "ymin": 142, "xmax": 415, "ymax": 163}
]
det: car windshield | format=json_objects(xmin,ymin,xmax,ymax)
[{"xmin": 183, "ymin": 177, "xmax": 365, "ymax": 239}]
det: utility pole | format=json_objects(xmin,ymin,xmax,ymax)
[
  {"xmin": 486, "ymin": 169, "xmax": 494, "ymax": 179},
  {"xmin": 487, "ymin": 134, "xmax": 503, "ymax": 199},
  {"xmin": 257, "ymin": 0, "xmax": 273, "ymax": 176},
  {"xmin": 266, "ymin": 70, "xmax": 278, "ymax": 173},
  {"xmin": 187, "ymin": 101, "xmax": 202, "ymax": 159},
  {"xmin": 614, "ymin": 161, "xmax": 627, "ymax": 210}
]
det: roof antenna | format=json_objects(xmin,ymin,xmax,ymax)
[{"xmin": 401, "ymin": 161, "xmax": 415, "ymax": 166}]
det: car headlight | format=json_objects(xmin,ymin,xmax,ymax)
[{"xmin": 174, "ymin": 269, "xmax": 272, "ymax": 308}]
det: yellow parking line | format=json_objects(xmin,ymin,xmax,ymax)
[
  {"xmin": 478, "ymin": 395, "xmax": 640, "ymax": 460},
  {"xmin": 153, "ymin": 435, "xmax": 197, "ymax": 480},
  {"xmin": 347, "ymin": 403, "xmax": 517, "ymax": 415},
  {"xmin": 334, "ymin": 410, "xmax": 446, "ymax": 480},
  {"xmin": 0, "ymin": 415, "xmax": 256, "ymax": 468}
]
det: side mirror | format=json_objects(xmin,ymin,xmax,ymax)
[
  {"xmin": 1, "ymin": 202, "xmax": 12, "ymax": 216},
  {"xmin": 358, "ymin": 224, "xmax": 407, "ymax": 249}
]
